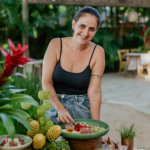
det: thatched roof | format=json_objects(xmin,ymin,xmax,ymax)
[{"xmin": 28, "ymin": 0, "xmax": 150, "ymax": 8}]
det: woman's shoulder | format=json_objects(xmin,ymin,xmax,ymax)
[
  {"xmin": 49, "ymin": 38, "xmax": 61, "ymax": 46},
  {"xmin": 47, "ymin": 38, "xmax": 62, "ymax": 54},
  {"xmin": 90, "ymin": 42, "xmax": 104, "ymax": 55},
  {"xmin": 95, "ymin": 45, "xmax": 104, "ymax": 55},
  {"xmin": 49, "ymin": 37, "xmax": 70, "ymax": 46},
  {"xmin": 90, "ymin": 43, "xmax": 105, "ymax": 70},
  {"xmin": 45, "ymin": 38, "xmax": 61, "ymax": 59},
  {"xmin": 46, "ymin": 38, "xmax": 70, "ymax": 59},
  {"xmin": 89, "ymin": 42, "xmax": 105, "ymax": 65}
]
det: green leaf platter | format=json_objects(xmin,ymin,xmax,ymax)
[{"xmin": 58, "ymin": 119, "xmax": 109, "ymax": 139}]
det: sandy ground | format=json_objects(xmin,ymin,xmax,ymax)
[{"xmin": 101, "ymin": 103, "xmax": 150, "ymax": 148}]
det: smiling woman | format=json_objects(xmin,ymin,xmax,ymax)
[{"xmin": 42, "ymin": 6, "xmax": 105, "ymax": 125}]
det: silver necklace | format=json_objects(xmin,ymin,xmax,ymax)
[
  {"xmin": 70, "ymin": 42, "xmax": 88, "ymax": 60},
  {"xmin": 74, "ymin": 54, "xmax": 84, "ymax": 60},
  {"xmin": 72, "ymin": 49, "xmax": 86, "ymax": 60}
]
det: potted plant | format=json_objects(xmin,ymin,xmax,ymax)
[
  {"xmin": 0, "ymin": 39, "xmax": 39, "ymax": 140},
  {"xmin": 116, "ymin": 123, "xmax": 138, "ymax": 150}
]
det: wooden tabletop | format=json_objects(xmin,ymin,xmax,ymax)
[{"xmin": 125, "ymin": 53, "xmax": 141, "ymax": 56}]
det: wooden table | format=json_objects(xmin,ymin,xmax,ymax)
[
  {"xmin": 25, "ymin": 137, "xmax": 102, "ymax": 150},
  {"xmin": 124, "ymin": 53, "xmax": 150, "ymax": 77},
  {"xmin": 124, "ymin": 53, "xmax": 141, "ymax": 77}
]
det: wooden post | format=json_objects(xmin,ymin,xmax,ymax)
[{"xmin": 22, "ymin": 0, "xmax": 29, "ymax": 57}]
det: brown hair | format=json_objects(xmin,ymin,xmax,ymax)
[{"xmin": 74, "ymin": 6, "xmax": 101, "ymax": 28}]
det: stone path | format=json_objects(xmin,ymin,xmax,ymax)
[
  {"xmin": 101, "ymin": 73, "xmax": 150, "ymax": 114},
  {"xmin": 101, "ymin": 73, "xmax": 150, "ymax": 148}
]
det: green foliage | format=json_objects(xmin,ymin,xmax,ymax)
[
  {"xmin": 41, "ymin": 139, "xmax": 71, "ymax": 150},
  {"xmin": 8, "ymin": 73, "xmax": 42, "ymax": 132},
  {"xmin": 116, "ymin": 122, "xmax": 138, "ymax": 139},
  {"xmin": 137, "ymin": 26, "xmax": 150, "ymax": 53},
  {"xmin": 1, "ymin": 3, "xmax": 150, "ymax": 72},
  {"xmin": 92, "ymin": 29, "xmax": 119, "ymax": 70},
  {"xmin": 1, "ymin": 0, "xmax": 23, "ymax": 27},
  {"xmin": 137, "ymin": 45, "xmax": 148, "ymax": 53},
  {"xmin": 122, "ymin": 33, "xmax": 143, "ymax": 49},
  {"xmin": 10, "ymin": 72, "xmax": 42, "ymax": 102},
  {"xmin": 0, "ymin": 84, "xmax": 39, "ymax": 140},
  {"xmin": 0, "ymin": 52, "xmax": 4, "ymax": 72}
]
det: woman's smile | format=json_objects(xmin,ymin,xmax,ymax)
[{"xmin": 79, "ymin": 34, "xmax": 88, "ymax": 40}]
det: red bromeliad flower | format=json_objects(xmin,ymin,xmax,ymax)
[
  {"xmin": 146, "ymin": 36, "xmax": 149, "ymax": 44},
  {"xmin": 0, "ymin": 39, "xmax": 35, "ymax": 87},
  {"xmin": 140, "ymin": 25, "xmax": 150, "ymax": 50},
  {"xmin": 143, "ymin": 25, "xmax": 147, "ymax": 32},
  {"xmin": 140, "ymin": 31, "xmax": 144, "ymax": 37}
]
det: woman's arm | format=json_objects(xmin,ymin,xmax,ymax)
[
  {"xmin": 87, "ymin": 46, "xmax": 105, "ymax": 121},
  {"xmin": 42, "ymin": 38, "xmax": 75, "ymax": 124}
]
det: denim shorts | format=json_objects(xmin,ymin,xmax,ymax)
[{"xmin": 45, "ymin": 94, "xmax": 91, "ymax": 124}]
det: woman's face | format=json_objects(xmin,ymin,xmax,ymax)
[{"xmin": 72, "ymin": 13, "xmax": 98, "ymax": 45}]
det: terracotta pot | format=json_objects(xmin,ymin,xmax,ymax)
[{"xmin": 121, "ymin": 137, "xmax": 134, "ymax": 150}]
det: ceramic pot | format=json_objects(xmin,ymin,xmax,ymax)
[{"xmin": 121, "ymin": 137, "xmax": 134, "ymax": 150}]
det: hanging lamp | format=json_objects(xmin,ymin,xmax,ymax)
[{"xmin": 128, "ymin": 9, "xmax": 138, "ymax": 22}]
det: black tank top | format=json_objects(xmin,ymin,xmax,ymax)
[{"xmin": 53, "ymin": 38, "xmax": 97, "ymax": 95}]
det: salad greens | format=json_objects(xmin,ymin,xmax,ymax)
[{"xmin": 41, "ymin": 139, "xmax": 71, "ymax": 150}]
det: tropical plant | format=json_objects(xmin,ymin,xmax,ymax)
[
  {"xmin": 0, "ymin": 39, "xmax": 39, "ymax": 140},
  {"xmin": 116, "ymin": 122, "xmax": 138, "ymax": 139},
  {"xmin": 10, "ymin": 73, "xmax": 42, "ymax": 122},
  {"xmin": 10, "ymin": 73, "xmax": 42, "ymax": 102},
  {"xmin": 138, "ymin": 25, "xmax": 150, "ymax": 53},
  {"xmin": 92, "ymin": 29, "xmax": 119, "ymax": 70}
]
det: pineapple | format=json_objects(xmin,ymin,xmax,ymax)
[
  {"xmin": 27, "ymin": 120, "xmax": 39, "ymax": 137},
  {"xmin": 33, "ymin": 134, "xmax": 45, "ymax": 149},
  {"xmin": 46, "ymin": 125, "xmax": 62, "ymax": 141}
]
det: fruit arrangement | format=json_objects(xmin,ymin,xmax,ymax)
[
  {"xmin": 22, "ymin": 90, "xmax": 63, "ymax": 150},
  {"xmin": 62, "ymin": 123, "xmax": 105, "ymax": 134}
]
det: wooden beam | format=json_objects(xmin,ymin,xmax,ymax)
[
  {"xmin": 22, "ymin": 0, "xmax": 29, "ymax": 57},
  {"xmin": 27, "ymin": 0, "xmax": 150, "ymax": 8}
]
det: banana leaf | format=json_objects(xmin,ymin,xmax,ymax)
[
  {"xmin": 1, "ymin": 89, "xmax": 26, "ymax": 97},
  {"xmin": 0, "ymin": 113, "xmax": 15, "ymax": 140},
  {"xmin": 0, "ymin": 97, "xmax": 10, "ymax": 101},
  {"xmin": 7, "ymin": 113, "xmax": 31, "ymax": 130},
  {"xmin": 0, "ymin": 92, "xmax": 39, "ymax": 140},
  {"xmin": 0, "ymin": 94, "xmax": 39, "ymax": 107},
  {"xmin": 1, "ymin": 84, "xmax": 15, "ymax": 90},
  {"xmin": 0, "ymin": 108, "xmax": 30, "ymax": 118},
  {"xmin": 0, "ymin": 124, "xmax": 7, "ymax": 135},
  {"xmin": 0, "ymin": 108, "xmax": 32, "ymax": 140}
]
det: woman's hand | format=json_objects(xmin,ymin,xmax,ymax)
[{"xmin": 56, "ymin": 107, "xmax": 75, "ymax": 124}]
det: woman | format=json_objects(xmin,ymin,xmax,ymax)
[{"xmin": 42, "ymin": 6, "xmax": 105, "ymax": 125}]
